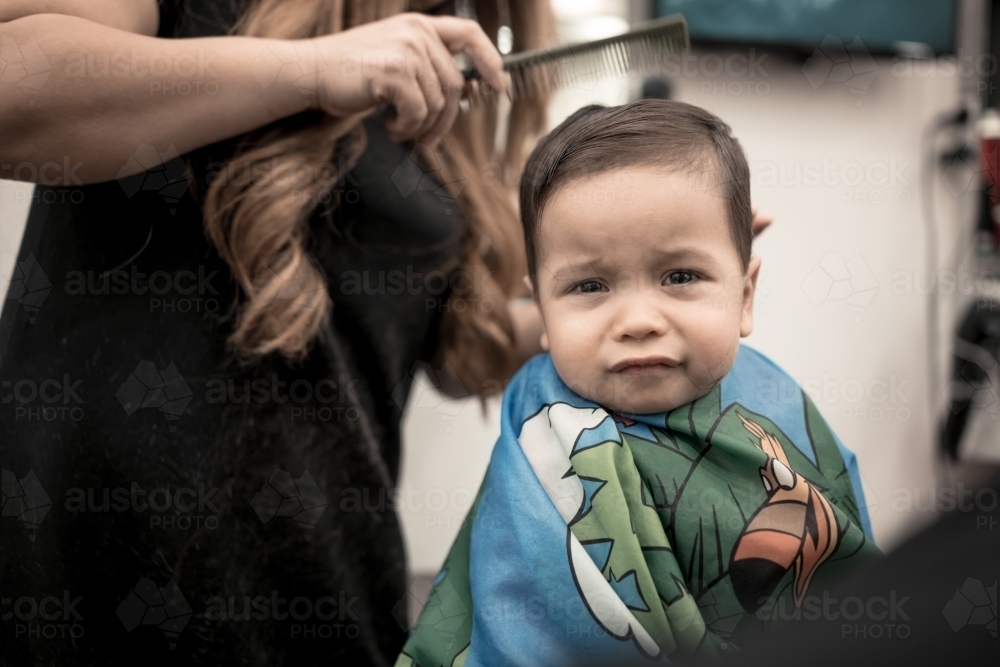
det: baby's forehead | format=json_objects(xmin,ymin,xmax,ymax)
[
  {"xmin": 562, "ymin": 157, "xmax": 719, "ymax": 186},
  {"xmin": 540, "ymin": 163, "xmax": 725, "ymax": 225},
  {"xmin": 534, "ymin": 165, "xmax": 733, "ymax": 264}
]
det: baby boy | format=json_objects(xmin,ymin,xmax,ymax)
[
  {"xmin": 396, "ymin": 99, "xmax": 878, "ymax": 667},
  {"xmin": 520, "ymin": 98, "xmax": 758, "ymax": 416}
]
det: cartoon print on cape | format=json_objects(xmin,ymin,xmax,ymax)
[{"xmin": 395, "ymin": 348, "xmax": 881, "ymax": 667}]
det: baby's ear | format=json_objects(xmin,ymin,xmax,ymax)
[
  {"xmin": 740, "ymin": 255, "xmax": 762, "ymax": 338},
  {"xmin": 522, "ymin": 275, "xmax": 535, "ymax": 300}
]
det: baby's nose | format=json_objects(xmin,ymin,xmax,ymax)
[{"xmin": 612, "ymin": 303, "xmax": 669, "ymax": 342}]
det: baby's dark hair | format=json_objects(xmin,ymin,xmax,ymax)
[{"xmin": 519, "ymin": 98, "xmax": 752, "ymax": 285}]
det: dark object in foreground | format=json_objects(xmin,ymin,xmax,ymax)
[
  {"xmin": 584, "ymin": 476, "xmax": 998, "ymax": 667},
  {"xmin": 697, "ymin": 476, "xmax": 999, "ymax": 666}
]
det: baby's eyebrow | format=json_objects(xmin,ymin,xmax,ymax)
[
  {"xmin": 658, "ymin": 247, "xmax": 717, "ymax": 263},
  {"xmin": 549, "ymin": 261, "xmax": 602, "ymax": 282},
  {"xmin": 548, "ymin": 247, "xmax": 716, "ymax": 282}
]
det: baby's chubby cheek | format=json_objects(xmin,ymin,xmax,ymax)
[
  {"xmin": 547, "ymin": 335, "xmax": 605, "ymax": 401},
  {"xmin": 687, "ymin": 337, "xmax": 741, "ymax": 392}
]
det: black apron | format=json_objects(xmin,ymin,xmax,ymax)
[{"xmin": 0, "ymin": 2, "xmax": 463, "ymax": 664}]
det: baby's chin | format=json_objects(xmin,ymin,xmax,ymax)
[
  {"xmin": 594, "ymin": 391, "xmax": 712, "ymax": 416},
  {"xmin": 565, "ymin": 373, "xmax": 719, "ymax": 416}
]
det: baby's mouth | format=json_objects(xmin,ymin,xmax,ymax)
[{"xmin": 610, "ymin": 356, "xmax": 680, "ymax": 374}]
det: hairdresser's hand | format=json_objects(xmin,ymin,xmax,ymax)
[
  {"xmin": 310, "ymin": 13, "xmax": 507, "ymax": 148},
  {"xmin": 751, "ymin": 205, "xmax": 774, "ymax": 236}
]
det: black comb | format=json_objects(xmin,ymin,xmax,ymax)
[{"xmin": 460, "ymin": 13, "xmax": 689, "ymax": 107}]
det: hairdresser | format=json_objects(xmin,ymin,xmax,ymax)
[{"xmin": 0, "ymin": 1, "xmax": 554, "ymax": 664}]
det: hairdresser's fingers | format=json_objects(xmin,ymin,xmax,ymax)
[
  {"xmin": 426, "ymin": 15, "xmax": 507, "ymax": 93},
  {"xmin": 382, "ymin": 75, "xmax": 429, "ymax": 143},
  {"xmin": 419, "ymin": 29, "xmax": 465, "ymax": 148},
  {"xmin": 751, "ymin": 204, "xmax": 775, "ymax": 237},
  {"xmin": 411, "ymin": 48, "xmax": 448, "ymax": 141}
]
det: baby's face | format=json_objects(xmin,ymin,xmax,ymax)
[{"xmin": 530, "ymin": 165, "xmax": 761, "ymax": 414}]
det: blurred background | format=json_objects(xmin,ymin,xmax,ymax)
[{"xmin": 3, "ymin": 0, "xmax": 999, "ymax": 618}]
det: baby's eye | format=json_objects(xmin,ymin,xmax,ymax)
[
  {"xmin": 574, "ymin": 280, "xmax": 605, "ymax": 294},
  {"xmin": 664, "ymin": 271, "xmax": 695, "ymax": 285}
]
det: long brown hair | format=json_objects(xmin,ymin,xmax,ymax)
[{"xmin": 201, "ymin": 0, "xmax": 556, "ymax": 393}]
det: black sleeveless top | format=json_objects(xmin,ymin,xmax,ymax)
[{"xmin": 0, "ymin": 2, "xmax": 463, "ymax": 665}]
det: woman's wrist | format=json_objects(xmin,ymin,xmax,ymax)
[{"xmin": 242, "ymin": 37, "xmax": 327, "ymax": 116}]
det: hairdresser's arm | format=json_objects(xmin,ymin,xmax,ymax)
[
  {"xmin": 0, "ymin": 11, "xmax": 321, "ymax": 183},
  {"xmin": 0, "ymin": 0, "xmax": 159, "ymax": 34},
  {"xmin": 0, "ymin": 8, "xmax": 506, "ymax": 184}
]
